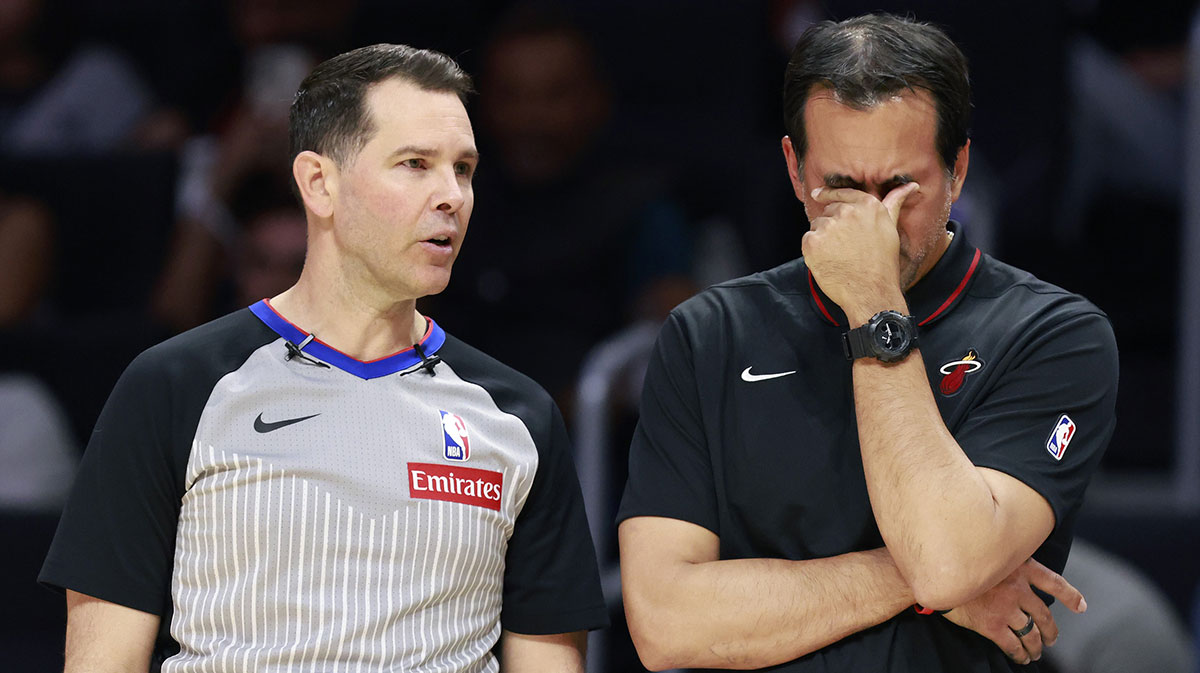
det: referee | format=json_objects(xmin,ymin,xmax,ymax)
[
  {"xmin": 618, "ymin": 14, "xmax": 1115, "ymax": 672},
  {"xmin": 41, "ymin": 44, "xmax": 606, "ymax": 672}
]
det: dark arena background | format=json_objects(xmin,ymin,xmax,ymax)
[{"xmin": 2, "ymin": 0, "xmax": 1197, "ymax": 671}]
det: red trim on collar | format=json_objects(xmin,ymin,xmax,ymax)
[
  {"xmin": 807, "ymin": 270, "xmax": 840, "ymax": 326},
  {"xmin": 918, "ymin": 248, "xmax": 981, "ymax": 326}
]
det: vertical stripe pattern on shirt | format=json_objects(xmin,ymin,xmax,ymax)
[{"xmin": 167, "ymin": 447, "xmax": 522, "ymax": 672}]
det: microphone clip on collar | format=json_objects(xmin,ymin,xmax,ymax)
[
  {"xmin": 284, "ymin": 333, "xmax": 330, "ymax": 368},
  {"xmin": 412, "ymin": 342, "xmax": 441, "ymax": 376}
]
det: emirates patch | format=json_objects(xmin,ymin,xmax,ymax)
[
  {"xmin": 408, "ymin": 462, "xmax": 502, "ymax": 510},
  {"xmin": 938, "ymin": 349, "xmax": 984, "ymax": 396}
]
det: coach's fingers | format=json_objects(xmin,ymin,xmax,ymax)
[
  {"xmin": 800, "ymin": 228, "xmax": 819, "ymax": 259},
  {"xmin": 882, "ymin": 182, "xmax": 920, "ymax": 223},
  {"xmin": 1024, "ymin": 593, "xmax": 1059, "ymax": 647},
  {"xmin": 1026, "ymin": 558, "xmax": 1087, "ymax": 614},
  {"xmin": 818, "ymin": 201, "xmax": 857, "ymax": 219},
  {"xmin": 995, "ymin": 628, "xmax": 1031, "ymax": 666},
  {"xmin": 1014, "ymin": 617, "xmax": 1045, "ymax": 662},
  {"xmin": 810, "ymin": 186, "xmax": 874, "ymax": 205}
]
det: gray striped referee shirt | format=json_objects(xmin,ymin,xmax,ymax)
[{"xmin": 42, "ymin": 301, "xmax": 607, "ymax": 671}]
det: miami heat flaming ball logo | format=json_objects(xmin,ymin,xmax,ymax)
[
  {"xmin": 439, "ymin": 410, "xmax": 471, "ymax": 462},
  {"xmin": 938, "ymin": 349, "xmax": 984, "ymax": 396}
]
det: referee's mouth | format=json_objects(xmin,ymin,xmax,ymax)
[{"xmin": 418, "ymin": 232, "xmax": 458, "ymax": 258}]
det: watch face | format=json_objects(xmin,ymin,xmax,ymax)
[
  {"xmin": 874, "ymin": 317, "xmax": 911, "ymax": 355},
  {"xmin": 873, "ymin": 319, "xmax": 902, "ymax": 352}
]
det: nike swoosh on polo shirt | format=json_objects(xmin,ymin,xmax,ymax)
[{"xmin": 740, "ymin": 367, "xmax": 796, "ymax": 382}]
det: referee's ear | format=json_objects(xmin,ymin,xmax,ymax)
[{"xmin": 293, "ymin": 150, "xmax": 336, "ymax": 219}]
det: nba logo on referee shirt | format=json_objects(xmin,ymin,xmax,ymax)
[
  {"xmin": 440, "ymin": 410, "xmax": 471, "ymax": 461},
  {"xmin": 1046, "ymin": 414, "xmax": 1076, "ymax": 461}
]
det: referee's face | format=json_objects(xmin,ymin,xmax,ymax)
[
  {"xmin": 329, "ymin": 78, "xmax": 480, "ymax": 302},
  {"xmin": 789, "ymin": 87, "xmax": 969, "ymax": 290}
]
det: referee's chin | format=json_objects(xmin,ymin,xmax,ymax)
[{"xmin": 404, "ymin": 265, "xmax": 455, "ymax": 301}]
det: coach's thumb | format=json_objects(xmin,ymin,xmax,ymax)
[{"xmin": 883, "ymin": 182, "xmax": 920, "ymax": 222}]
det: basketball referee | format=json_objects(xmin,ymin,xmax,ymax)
[{"xmin": 41, "ymin": 44, "xmax": 606, "ymax": 672}]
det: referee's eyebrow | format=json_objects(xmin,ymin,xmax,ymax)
[{"xmin": 389, "ymin": 146, "xmax": 480, "ymax": 161}]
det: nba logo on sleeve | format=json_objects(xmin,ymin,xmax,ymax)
[
  {"xmin": 1045, "ymin": 414, "xmax": 1076, "ymax": 461},
  {"xmin": 439, "ymin": 410, "xmax": 471, "ymax": 461}
]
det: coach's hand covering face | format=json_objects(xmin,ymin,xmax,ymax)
[
  {"xmin": 782, "ymin": 88, "xmax": 969, "ymax": 321},
  {"xmin": 293, "ymin": 78, "xmax": 478, "ymax": 304}
]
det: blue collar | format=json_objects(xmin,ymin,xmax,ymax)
[{"xmin": 249, "ymin": 300, "xmax": 447, "ymax": 380}]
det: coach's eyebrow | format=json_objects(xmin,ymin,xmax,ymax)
[
  {"xmin": 823, "ymin": 173, "xmax": 917, "ymax": 191},
  {"xmin": 823, "ymin": 174, "xmax": 864, "ymax": 190}
]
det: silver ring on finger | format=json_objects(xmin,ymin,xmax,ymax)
[{"xmin": 1011, "ymin": 613, "xmax": 1035, "ymax": 638}]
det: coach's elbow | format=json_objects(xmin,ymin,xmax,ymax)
[
  {"xmin": 631, "ymin": 640, "xmax": 680, "ymax": 672},
  {"xmin": 623, "ymin": 589, "xmax": 692, "ymax": 671},
  {"xmin": 908, "ymin": 556, "xmax": 987, "ymax": 611}
]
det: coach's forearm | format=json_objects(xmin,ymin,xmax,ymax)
[
  {"xmin": 851, "ymin": 350, "xmax": 1043, "ymax": 608},
  {"xmin": 620, "ymin": 519, "xmax": 913, "ymax": 670},
  {"xmin": 628, "ymin": 551, "xmax": 912, "ymax": 670}
]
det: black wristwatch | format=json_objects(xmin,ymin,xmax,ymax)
[{"xmin": 842, "ymin": 310, "xmax": 918, "ymax": 363}]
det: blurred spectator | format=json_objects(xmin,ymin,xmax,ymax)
[
  {"xmin": 0, "ymin": 0, "xmax": 185, "ymax": 155},
  {"xmin": 1055, "ymin": 36, "xmax": 1183, "ymax": 239},
  {"xmin": 230, "ymin": 172, "xmax": 308, "ymax": 309},
  {"xmin": 1033, "ymin": 0, "xmax": 1195, "ymax": 472},
  {"xmin": 0, "ymin": 374, "xmax": 75, "ymax": 512},
  {"xmin": 427, "ymin": 4, "xmax": 697, "ymax": 405},
  {"xmin": 0, "ymin": 6, "xmax": 181, "ymax": 571},
  {"xmin": 0, "ymin": 194, "xmax": 73, "ymax": 515},
  {"xmin": 1046, "ymin": 539, "xmax": 1196, "ymax": 673},
  {"xmin": 0, "ymin": 195, "xmax": 52, "ymax": 326},
  {"xmin": 1180, "ymin": 2, "xmax": 1200, "ymax": 506},
  {"xmin": 1193, "ymin": 582, "xmax": 1200, "ymax": 673},
  {"xmin": 151, "ymin": 0, "xmax": 355, "ymax": 332}
]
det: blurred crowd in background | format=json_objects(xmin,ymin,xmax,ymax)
[{"xmin": 1, "ymin": 0, "xmax": 1198, "ymax": 671}]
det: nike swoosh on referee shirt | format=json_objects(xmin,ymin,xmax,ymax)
[
  {"xmin": 740, "ymin": 367, "xmax": 796, "ymax": 382},
  {"xmin": 254, "ymin": 412, "xmax": 321, "ymax": 433}
]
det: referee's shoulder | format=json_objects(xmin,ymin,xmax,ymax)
[
  {"xmin": 127, "ymin": 308, "xmax": 270, "ymax": 381},
  {"xmin": 438, "ymin": 331, "xmax": 555, "ymax": 408}
]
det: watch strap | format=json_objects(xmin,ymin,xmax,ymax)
[{"xmin": 842, "ymin": 324, "xmax": 873, "ymax": 360}]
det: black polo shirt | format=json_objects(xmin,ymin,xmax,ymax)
[{"xmin": 618, "ymin": 222, "xmax": 1118, "ymax": 672}]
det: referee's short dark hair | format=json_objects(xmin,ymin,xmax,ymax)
[
  {"xmin": 782, "ymin": 14, "xmax": 971, "ymax": 173},
  {"xmin": 289, "ymin": 44, "xmax": 474, "ymax": 166}
]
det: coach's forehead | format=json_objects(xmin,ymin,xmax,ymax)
[{"xmin": 802, "ymin": 87, "xmax": 940, "ymax": 182}]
